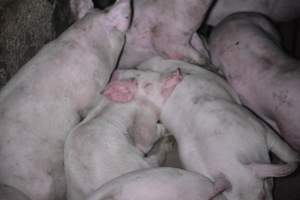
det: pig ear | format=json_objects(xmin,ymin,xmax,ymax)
[
  {"xmin": 161, "ymin": 68, "xmax": 183, "ymax": 98},
  {"xmin": 103, "ymin": 80, "xmax": 137, "ymax": 103},
  {"xmin": 107, "ymin": 0, "xmax": 131, "ymax": 32},
  {"xmin": 70, "ymin": 0, "xmax": 94, "ymax": 20},
  {"xmin": 248, "ymin": 162, "xmax": 298, "ymax": 178}
]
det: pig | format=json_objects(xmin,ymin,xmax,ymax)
[
  {"xmin": 207, "ymin": 0, "xmax": 300, "ymax": 26},
  {"xmin": 0, "ymin": 0, "xmax": 131, "ymax": 199},
  {"xmin": 209, "ymin": 12, "xmax": 300, "ymax": 152},
  {"xmin": 112, "ymin": 57, "xmax": 299, "ymax": 200},
  {"xmin": 71, "ymin": 0, "xmax": 213, "ymax": 68},
  {"xmin": 64, "ymin": 70, "xmax": 180, "ymax": 200},
  {"xmin": 86, "ymin": 167, "xmax": 229, "ymax": 200},
  {"xmin": 119, "ymin": 0, "xmax": 215, "ymax": 68}
]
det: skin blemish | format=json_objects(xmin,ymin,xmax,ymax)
[{"xmin": 272, "ymin": 90, "xmax": 291, "ymax": 111}]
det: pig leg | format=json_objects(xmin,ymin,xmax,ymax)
[
  {"xmin": 248, "ymin": 129, "xmax": 299, "ymax": 178},
  {"xmin": 266, "ymin": 129, "xmax": 300, "ymax": 163},
  {"xmin": 144, "ymin": 135, "xmax": 176, "ymax": 167},
  {"xmin": 0, "ymin": 185, "xmax": 30, "ymax": 200}
]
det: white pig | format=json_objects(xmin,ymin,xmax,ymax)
[
  {"xmin": 87, "ymin": 167, "xmax": 229, "ymax": 200},
  {"xmin": 70, "ymin": 0, "xmax": 213, "ymax": 68},
  {"xmin": 64, "ymin": 74, "xmax": 179, "ymax": 200},
  {"xmin": 0, "ymin": 0, "xmax": 131, "ymax": 199},
  {"xmin": 111, "ymin": 57, "xmax": 299, "ymax": 200}
]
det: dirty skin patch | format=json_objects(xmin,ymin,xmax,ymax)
[{"xmin": 272, "ymin": 90, "xmax": 292, "ymax": 111}]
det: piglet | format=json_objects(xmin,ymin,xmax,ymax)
[
  {"xmin": 0, "ymin": 0, "xmax": 131, "ymax": 200},
  {"xmin": 114, "ymin": 57, "xmax": 299, "ymax": 200},
  {"xmin": 119, "ymin": 0, "xmax": 215, "ymax": 68},
  {"xmin": 209, "ymin": 12, "xmax": 300, "ymax": 152},
  {"xmin": 72, "ymin": 0, "xmax": 213, "ymax": 68},
  {"xmin": 87, "ymin": 167, "xmax": 229, "ymax": 200},
  {"xmin": 64, "ymin": 69, "xmax": 180, "ymax": 200}
]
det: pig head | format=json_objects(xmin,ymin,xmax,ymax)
[{"xmin": 103, "ymin": 69, "xmax": 183, "ymax": 153}]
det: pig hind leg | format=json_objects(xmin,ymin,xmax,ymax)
[{"xmin": 248, "ymin": 129, "xmax": 300, "ymax": 178}]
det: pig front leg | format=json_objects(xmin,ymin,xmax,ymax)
[{"xmin": 246, "ymin": 128, "xmax": 299, "ymax": 181}]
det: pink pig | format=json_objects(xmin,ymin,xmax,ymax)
[
  {"xmin": 87, "ymin": 168, "xmax": 229, "ymax": 200},
  {"xmin": 70, "ymin": 0, "xmax": 213, "ymax": 68},
  {"xmin": 110, "ymin": 57, "xmax": 299, "ymax": 200},
  {"xmin": 209, "ymin": 12, "xmax": 300, "ymax": 152}
]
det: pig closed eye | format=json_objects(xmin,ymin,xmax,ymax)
[{"xmin": 143, "ymin": 83, "xmax": 153, "ymax": 89}]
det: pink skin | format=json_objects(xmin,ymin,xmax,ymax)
[
  {"xmin": 207, "ymin": 0, "xmax": 300, "ymax": 26},
  {"xmin": 117, "ymin": 0, "xmax": 213, "ymax": 68},
  {"xmin": 87, "ymin": 168, "xmax": 229, "ymax": 200},
  {"xmin": 209, "ymin": 12, "xmax": 300, "ymax": 152},
  {"xmin": 104, "ymin": 69, "xmax": 183, "ymax": 105},
  {"xmin": 103, "ymin": 80, "xmax": 138, "ymax": 103}
]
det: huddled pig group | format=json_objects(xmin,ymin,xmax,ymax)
[{"xmin": 0, "ymin": 0, "xmax": 300, "ymax": 199}]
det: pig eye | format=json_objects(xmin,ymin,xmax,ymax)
[
  {"xmin": 143, "ymin": 83, "xmax": 152, "ymax": 89},
  {"xmin": 142, "ymin": 83, "xmax": 153, "ymax": 93}
]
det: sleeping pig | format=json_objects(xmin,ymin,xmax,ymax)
[
  {"xmin": 209, "ymin": 12, "xmax": 300, "ymax": 152},
  {"xmin": 0, "ymin": 0, "xmax": 131, "ymax": 199},
  {"xmin": 87, "ymin": 167, "xmax": 229, "ymax": 200},
  {"xmin": 111, "ymin": 57, "xmax": 299, "ymax": 200},
  {"xmin": 71, "ymin": 0, "xmax": 213, "ymax": 68},
  {"xmin": 64, "ymin": 70, "xmax": 181, "ymax": 200}
]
